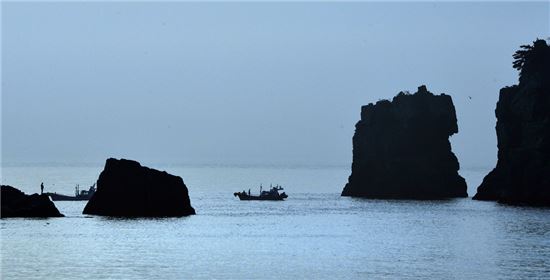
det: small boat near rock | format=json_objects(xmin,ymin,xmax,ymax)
[
  {"xmin": 46, "ymin": 184, "xmax": 96, "ymax": 201},
  {"xmin": 234, "ymin": 185, "xmax": 288, "ymax": 201}
]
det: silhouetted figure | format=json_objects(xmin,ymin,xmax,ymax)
[{"xmin": 40, "ymin": 182, "xmax": 44, "ymax": 195}]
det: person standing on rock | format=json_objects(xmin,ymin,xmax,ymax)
[{"xmin": 40, "ymin": 182, "xmax": 44, "ymax": 195}]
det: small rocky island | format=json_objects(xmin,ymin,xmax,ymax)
[
  {"xmin": 1, "ymin": 185, "xmax": 64, "ymax": 218},
  {"xmin": 342, "ymin": 85, "xmax": 467, "ymax": 199},
  {"xmin": 474, "ymin": 39, "xmax": 550, "ymax": 206},
  {"xmin": 83, "ymin": 158, "xmax": 196, "ymax": 217}
]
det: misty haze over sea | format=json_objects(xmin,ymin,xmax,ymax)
[
  {"xmin": 3, "ymin": 1, "xmax": 548, "ymax": 168},
  {"xmin": 2, "ymin": 2, "xmax": 550, "ymax": 279}
]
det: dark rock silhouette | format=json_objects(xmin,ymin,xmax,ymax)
[
  {"xmin": 474, "ymin": 39, "xmax": 550, "ymax": 206},
  {"xmin": 342, "ymin": 85, "xmax": 467, "ymax": 199},
  {"xmin": 1, "ymin": 185, "xmax": 64, "ymax": 218},
  {"xmin": 83, "ymin": 158, "xmax": 196, "ymax": 217}
]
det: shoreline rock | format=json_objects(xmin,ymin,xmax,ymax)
[
  {"xmin": 1, "ymin": 185, "xmax": 64, "ymax": 218},
  {"xmin": 473, "ymin": 39, "xmax": 550, "ymax": 206},
  {"xmin": 83, "ymin": 158, "xmax": 196, "ymax": 217},
  {"xmin": 342, "ymin": 85, "xmax": 467, "ymax": 199}
]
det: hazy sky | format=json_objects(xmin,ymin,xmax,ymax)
[{"xmin": 2, "ymin": 2, "xmax": 549, "ymax": 168}]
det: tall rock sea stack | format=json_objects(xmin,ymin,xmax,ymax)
[
  {"xmin": 474, "ymin": 39, "xmax": 550, "ymax": 206},
  {"xmin": 83, "ymin": 158, "xmax": 196, "ymax": 217},
  {"xmin": 342, "ymin": 85, "xmax": 467, "ymax": 199}
]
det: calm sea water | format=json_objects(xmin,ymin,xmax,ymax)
[{"xmin": 1, "ymin": 165, "xmax": 549, "ymax": 279}]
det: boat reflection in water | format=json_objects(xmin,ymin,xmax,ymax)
[
  {"xmin": 46, "ymin": 184, "xmax": 96, "ymax": 201},
  {"xmin": 234, "ymin": 185, "xmax": 288, "ymax": 201}
]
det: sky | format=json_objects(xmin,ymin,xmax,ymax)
[{"xmin": 2, "ymin": 1, "xmax": 549, "ymax": 168}]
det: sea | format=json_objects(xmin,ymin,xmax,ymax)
[{"xmin": 1, "ymin": 164, "xmax": 549, "ymax": 279}]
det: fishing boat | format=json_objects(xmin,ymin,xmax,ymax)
[
  {"xmin": 46, "ymin": 184, "xmax": 96, "ymax": 201},
  {"xmin": 234, "ymin": 185, "xmax": 288, "ymax": 201}
]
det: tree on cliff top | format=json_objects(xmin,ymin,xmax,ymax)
[{"xmin": 512, "ymin": 39, "xmax": 550, "ymax": 83}]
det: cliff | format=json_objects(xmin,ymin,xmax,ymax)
[
  {"xmin": 473, "ymin": 39, "xmax": 550, "ymax": 206},
  {"xmin": 1, "ymin": 185, "xmax": 64, "ymax": 218},
  {"xmin": 83, "ymin": 158, "xmax": 196, "ymax": 217},
  {"xmin": 342, "ymin": 85, "xmax": 467, "ymax": 199}
]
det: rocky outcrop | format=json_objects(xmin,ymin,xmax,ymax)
[
  {"xmin": 474, "ymin": 39, "xmax": 550, "ymax": 206},
  {"xmin": 83, "ymin": 158, "xmax": 196, "ymax": 217},
  {"xmin": 1, "ymin": 185, "xmax": 64, "ymax": 218},
  {"xmin": 342, "ymin": 85, "xmax": 467, "ymax": 199}
]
